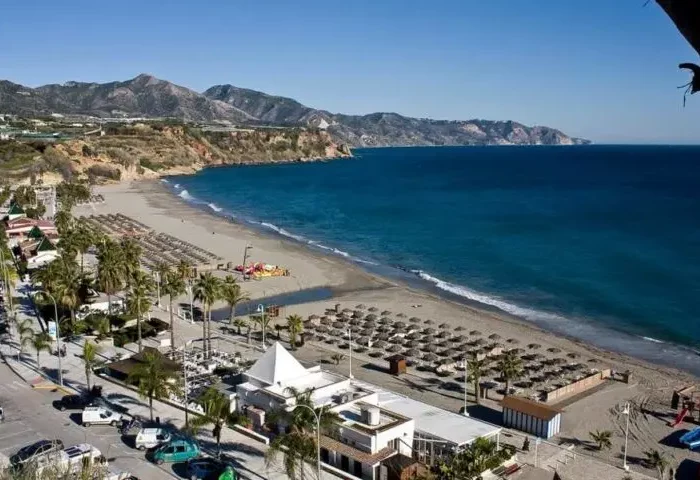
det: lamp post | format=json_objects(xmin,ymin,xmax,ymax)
[
  {"xmin": 622, "ymin": 401, "xmax": 630, "ymax": 471},
  {"xmin": 291, "ymin": 404, "xmax": 321, "ymax": 480},
  {"xmin": 186, "ymin": 282, "xmax": 194, "ymax": 325},
  {"xmin": 153, "ymin": 271, "xmax": 161, "ymax": 308},
  {"xmin": 241, "ymin": 244, "xmax": 252, "ymax": 281},
  {"xmin": 346, "ymin": 327, "xmax": 354, "ymax": 379},
  {"xmin": 462, "ymin": 355, "xmax": 469, "ymax": 417},
  {"xmin": 182, "ymin": 343, "xmax": 190, "ymax": 429},
  {"xmin": 34, "ymin": 290, "xmax": 63, "ymax": 386},
  {"xmin": 257, "ymin": 303, "xmax": 267, "ymax": 349}
]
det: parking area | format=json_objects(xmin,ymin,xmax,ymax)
[{"xmin": 0, "ymin": 364, "xmax": 176, "ymax": 479}]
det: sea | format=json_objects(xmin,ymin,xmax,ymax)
[{"xmin": 166, "ymin": 145, "xmax": 700, "ymax": 375}]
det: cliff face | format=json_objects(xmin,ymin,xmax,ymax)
[
  {"xmin": 1, "ymin": 74, "xmax": 589, "ymax": 146},
  {"xmin": 0, "ymin": 125, "xmax": 349, "ymax": 185}
]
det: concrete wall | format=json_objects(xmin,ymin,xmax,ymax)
[
  {"xmin": 375, "ymin": 420, "xmax": 414, "ymax": 457},
  {"xmin": 544, "ymin": 369, "xmax": 611, "ymax": 404}
]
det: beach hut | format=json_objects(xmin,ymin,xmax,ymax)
[
  {"xmin": 501, "ymin": 396, "xmax": 562, "ymax": 439},
  {"xmin": 388, "ymin": 355, "xmax": 407, "ymax": 375}
]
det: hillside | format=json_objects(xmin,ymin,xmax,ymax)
[
  {"xmin": 0, "ymin": 124, "xmax": 349, "ymax": 185},
  {"xmin": 0, "ymin": 74, "xmax": 589, "ymax": 147}
]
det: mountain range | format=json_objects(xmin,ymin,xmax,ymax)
[{"xmin": 0, "ymin": 74, "xmax": 589, "ymax": 147}]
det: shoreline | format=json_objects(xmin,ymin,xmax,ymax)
[
  {"xmin": 83, "ymin": 179, "xmax": 698, "ymax": 387},
  {"xmin": 158, "ymin": 177, "xmax": 700, "ymax": 381}
]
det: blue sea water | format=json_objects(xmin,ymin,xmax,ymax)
[{"xmin": 168, "ymin": 145, "xmax": 700, "ymax": 374}]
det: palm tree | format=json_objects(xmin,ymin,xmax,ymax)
[
  {"xmin": 82, "ymin": 341, "xmax": 101, "ymax": 391},
  {"xmin": 330, "ymin": 353, "xmax": 345, "ymax": 365},
  {"xmin": 176, "ymin": 259, "xmax": 194, "ymax": 282},
  {"xmin": 161, "ymin": 269, "xmax": 186, "ymax": 351},
  {"xmin": 231, "ymin": 317, "xmax": 248, "ymax": 336},
  {"xmin": 15, "ymin": 319, "xmax": 34, "ymax": 361},
  {"xmin": 127, "ymin": 351, "xmax": 181, "ymax": 421},
  {"xmin": 72, "ymin": 220, "xmax": 95, "ymax": 274},
  {"xmin": 220, "ymin": 275, "xmax": 249, "ymax": 325},
  {"xmin": 188, "ymin": 387, "xmax": 231, "ymax": 458},
  {"xmin": 589, "ymin": 430, "xmax": 613, "ymax": 451},
  {"xmin": 120, "ymin": 237, "xmax": 142, "ymax": 286},
  {"xmin": 153, "ymin": 262, "xmax": 171, "ymax": 307},
  {"xmin": 644, "ymin": 449, "xmax": 670, "ymax": 479},
  {"xmin": 286, "ymin": 314, "xmax": 304, "ymax": 350},
  {"xmin": 254, "ymin": 313, "xmax": 273, "ymax": 348},
  {"xmin": 31, "ymin": 332, "xmax": 52, "ymax": 368},
  {"xmin": 467, "ymin": 352, "xmax": 490, "ymax": 405},
  {"xmin": 126, "ymin": 271, "xmax": 155, "ymax": 352},
  {"xmin": 50, "ymin": 257, "xmax": 84, "ymax": 328},
  {"xmin": 266, "ymin": 386, "xmax": 341, "ymax": 480},
  {"xmin": 54, "ymin": 209, "xmax": 74, "ymax": 235},
  {"xmin": 96, "ymin": 239, "xmax": 124, "ymax": 314},
  {"xmin": 193, "ymin": 272, "xmax": 221, "ymax": 358},
  {"xmin": 497, "ymin": 350, "xmax": 523, "ymax": 395}
]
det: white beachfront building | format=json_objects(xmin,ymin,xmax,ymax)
[{"xmin": 235, "ymin": 342, "xmax": 502, "ymax": 480}]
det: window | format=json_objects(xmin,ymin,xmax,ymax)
[
  {"xmin": 164, "ymin": 447, "xmax": 175, "ymax": 454},
  {"xmin": 320, "ymin": 448, "xmax": 329, "ymax": 463},
  {"xmin": 354, "ymin": 460, "xmax": 362, "ymax": 477},
  {"xmin": 341, "ymin": 455, "xmax": 349, "ymax": 472},
  {"xmin": 175, "ymin": 446, "xmax": 186, "ymax": 453}
]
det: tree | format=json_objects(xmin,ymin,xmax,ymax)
[
  {"xmin": 193, "ymin": 272, "xmax": 221, "ymax": 358},
  {"xmin": 120, "ymin": 237, "xmax": 142, "ymax": 286},
  {"xmin": 46, "ymin": 257, "xmax": 85, "ymax": 328},
  {"xmin": 266, "ymin": 387, "xmax": 341, "ymax": 480},
  {"xmin": 286, "ymin": 314, "xmax": 304, "ymax": 350},
  {"xmin": 71, "ymin": 220, "xmax": 95, "ymax": 274},
  {"xmin": 231, "ymin": 317, "xmax": 248, "ymax": 336},
  {"xmin": 497, "ymin": 350, "xmax": 523, "ymax": 396},
  {"xmin": 54, "ymin": 209, "xmax": 73, "ymax": 235},
  {"xmin": 96, "ymin": 239, "xmax": 124, "ymax": 313},
  {"xmin": 82, "ymin": 341, "xmax": 101, "ymax": 391},
  {"xmin": 589, "ymin": 430, "xmax": 613, "ymax": 451},
  {"xmin": 31, "ymin": 332, "xmax": 52, "ymax": 368},
  {"xmin": 126, "ymin": 271, "xmax": 155, "ymax": 352},
  {"xmin": 644, "ymin": 449, "xmax": 670, "ymax": 479},
  {"xmin": 330, "ymin": 353, "xmax": 345, "ymax": 366},
  {"xmin": 15, "ymin": 319, "xmax": 34, "ymax": 361},
  {"xmin": 220, "ymin": 275, "xmax": 249, "ymax": 325},
  {"xmin": 253, "ymin": 313, "xmax": 273, "ymax": 348},
  {"xmin": 467, "ymin": 352, "xmax": 489, "ymax": 405},
  {"xmin": 127, "ymin": 351, "xmax": 181, "ymax": 421},
  {"xmin": 176, "ymin": 259, "xmax": 193, "ymax": 282},
  {"xmin": 153, "ymin": 262, "xmax": 170, "ymax": 307},
  {"xmin": 433, "ymin": 437, "xmax": 499, "ymax": 479},
  {"xmin": 188, "ymin": 387, "xmax": 231, "ymax": 458},
  {"xmin": 161, "ymin": 268, "xmax": 186, "ymax": 351}
]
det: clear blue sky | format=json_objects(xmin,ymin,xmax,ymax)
[{"xmin": 1, "ymin": 0, "xmax": 698, "ymax": 143}]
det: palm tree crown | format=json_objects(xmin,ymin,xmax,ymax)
[
  {"xmin": 497, "ymin": 350, "xmax": 524, "ymax": 396},
  {"xmin": 127, "ymin": 270, "xmax": 155, "ymax": 352},
  {"xmin": 286, "ymin": 314, "xmax": 304, "ymax": 350},
  {"xmin": 127, "ymin": 351, "xmax": 181, "ymax": 421},
  {"xmin": 194, "ymin": 272, "xmax": 221, "ymax": 357}
]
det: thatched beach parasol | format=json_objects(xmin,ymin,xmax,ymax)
[
  {"xmin": 406, "ymin": 349, "xmax": 421, "ymax": 357},
  {"xmin": 379, "ymin": 317, "xmax": 392, "ymax": 325},
  {"xmin": 424, "ymin": 319, "xmax": 435, "ymax": 325},
  {"xmin": 355, "ymin": 304, "xmax": 366, "ymax": 310},
  {"xmin": 422, "ymin": 344, "xmax": 438, "ymax": 352},
  {"xmin": 469, "ymin": 330, "xmax": 482, "ymax": 336},
  {"xmin": 381, "ymin": 310, "xmax": 392, "ymax": 316},
  {"xmin": 374, "ymin": 340, "xmax": 388, "ymax": 348},
  {"xmin": 365, "ymin": 314, "xmax": 378, "ymax": 322},
  {"xmin": 488, "ymin": 333, "xmax": 501, "ymax": 340},
  {"xmin": 439, "ymin": 323, "xmax": 451, "ymax": 330},
  {"xmin": 368, "ymin": 307, "xmax": 379, "ymax": 312},
  {"xmin": 423, "ymin": 328, "xmax": 437, "ymax": 335},
  {"xmin": 308, "ymin": 314, "xmax": 320, "ymax": 320},
  {"xmin": 397, "ymin": 313, "xmax": 407, "ymax": 318},
  {"xmin": 320, "ymin": 317, "xmax": 332, "ymax": 326},
  {"xmin": 454, "ymin": 326, "xmax": 465, "ymax": 332},
  {"xmin": 409, "ymin": 317, "xmax": 421, "ymax": 323},
  {"xmin": 547, "ymin": 347, "xmax": 561, "ymax": 354},
  {"xmin": 388, "ymin": 344, "xmax": 402, "ymax": 353},
  {"xmin": 528, "ymin": 343, "xmax": 542, "ymax": 350}
]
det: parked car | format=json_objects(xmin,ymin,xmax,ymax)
[
  {"xmin": 82, "ymin": 406, "xmax": 123, "ymax": 427},
  {"xmin": 10, "ymin": 440, "xmax": 64, "ymax": 467},
  {"xmin": 186, "ymin": 458, "xmax": 237, "ymax": 480},
  {"xmin": 55, "ymin": 386, "xmax": 103, "ymax": 411},
  {"xmin": 151, "ymin": 438, "xmax": 200, "ymax": 465},
  {"xmin": 135, "ymin": 428, "xmax": 171, "ymax": 451}
]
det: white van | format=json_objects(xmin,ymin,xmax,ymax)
[
  {"xmin": 34, "ymin": 444, "xmax": 104, "ymax": 477},
  {"xmin": 82, "ymin": 406, "xmax": 122, "ymax": 427},
  {"xmin": 135, "ymin": 428, "xmax": 171, "ymax": 450}
]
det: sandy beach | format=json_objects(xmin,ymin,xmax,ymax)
[{"xmin": 75, "ymin": 179, "xmax": 700, "ymax": 477}]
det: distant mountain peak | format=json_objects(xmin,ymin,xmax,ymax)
[{"xmin": 0, "ymin": 75, "xmax": 589, "ymax": 146}]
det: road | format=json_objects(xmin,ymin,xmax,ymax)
[{"xmin": 0, "ymin": 362, "xmax": 176, "ymax": 479}]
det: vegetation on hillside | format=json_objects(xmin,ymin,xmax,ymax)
[{"xmin": 0, "ymin": 121, "xmax": 348, "ymax": 185}]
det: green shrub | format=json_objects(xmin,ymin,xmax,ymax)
[{"xmin": 86, "ymin": 164, "xmax": 121, "ymax": 181}]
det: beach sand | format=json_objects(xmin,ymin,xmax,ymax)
[{"xmin": 76, "ymin": 180, "xmax": 700, "ymax": 477}]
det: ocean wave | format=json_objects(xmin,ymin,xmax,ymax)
[
  {"xmin": 160, "ymin": 179, "xmax": 169, "ymax": 184},
  {"xmin": 174, "ymin": 183, "xmax": 180, "ymax": 189},
  {"xmin": 641, "ymin": 336, "xmax": 664, "ymax": 344},
  {"xmin": 178, "ymin": 189, "xmax": 194, "ymax": 201},
  {"xmin": 208, "ymin": 203, "xmax": 223, "ymax": 213},
  {"xmin": 415, "ymin": 270, "xmax": 564, "ymax": 323},
  {"xmin": 260, "ymin": 222, "xmax": 307, "ymax": 242}
]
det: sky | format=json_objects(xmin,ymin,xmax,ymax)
[{"xmin": 1, "ymin": 0, "xmax": 698, "ymax": 143}]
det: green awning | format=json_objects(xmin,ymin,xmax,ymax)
[
  {"xmin": 36, "ymin": 236, "xmax": 56, "ymax": 252},
  {"xmin": 27, "ymin": 225, "xmax": 44, "ymax": 239},
  {"xmin": 8, "ymin": 203, "xmax": 25, "ymax": 216}
]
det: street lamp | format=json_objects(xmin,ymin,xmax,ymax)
[
  {"xmin": 153, "ymin": 271, "xmax": 161, "ymax": 308},
  {"xmin": 346, "ymin": 328, "xmax": 354, "ymax": 379},
  {"xmin": 241, "ymin": 244, "xmax": 253, "ymax": 281},
  {"xmin": 185, "ymin": 282, "xmax": 194, "ymax": 325},
  {"xmin": 622, "ymin": 402, "xmax": 630, "ymax": 471},
  {"xmin": 33, "ymin": 289, "xmax": 63, "ymax": 386},
  {"xmin": 291, "ymin": 404, "xmax": 322, "ymax": 480},
  {"xmin": 462, "ymin": 355, "xmax": 469, "ymax": 417}
]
